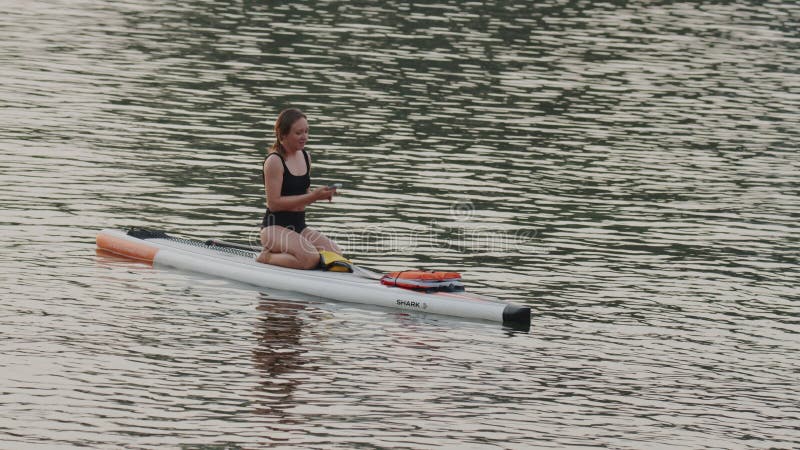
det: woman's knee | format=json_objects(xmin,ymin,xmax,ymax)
[
  {"xmin": 301, "ymin": 228, "xmax": 341, "ymax": 253},
  {"xmin": 262, "ymin": 226, "xmax": 319, "ymax": 269},
  {"xmin": 325, "ymin": 240, "xmax": 342, "ymax": 254},
  {"xmin": 297, "ymin": 249, "xmax": 320, "ymax": 269}
]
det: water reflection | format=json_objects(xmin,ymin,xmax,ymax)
[
  {"xmin": 1, "ymin": 0, "xmax": 799, "ymax": 447},
  {"xmin": 251, "ymin": 295, "xmax": 308, "ymax": 422}
]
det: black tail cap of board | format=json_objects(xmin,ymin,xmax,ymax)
[{"xmin": 502, "ymin": 304, "xmax": 531, "ymax": 331}]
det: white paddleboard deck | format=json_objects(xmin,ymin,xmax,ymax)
[{"xmin": 96, "ymin": 228, "xmax": 531, "ymax": 329}]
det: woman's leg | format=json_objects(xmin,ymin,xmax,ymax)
[
  {"xmin": 258, "ymin": 226, "xmax": 320, "ymax": 269},
  {"xmin": 301, "ymin": 227, "xmax": 343, "ymax": 254}
]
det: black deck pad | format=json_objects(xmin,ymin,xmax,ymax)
[{"xmin": 127, "ymin": 228, "xmax": 172, "ymax": 240}]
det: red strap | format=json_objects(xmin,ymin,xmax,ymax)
[{"xmin": 385, "ymin": 270, "xmax": 461, "ymax": 281}]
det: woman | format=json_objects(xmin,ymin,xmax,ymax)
[{"xmin": 257, "ymin": 108, "xmax": 342, "ymax": 268}]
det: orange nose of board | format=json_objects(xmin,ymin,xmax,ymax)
[{"xmin": 96, "ymin": 230, "xmax": 158, "ymax": 263}]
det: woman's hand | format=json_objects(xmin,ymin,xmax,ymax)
[{"xmin": 311, "ymin": 185, "xmax": 336, "ymax": 202}]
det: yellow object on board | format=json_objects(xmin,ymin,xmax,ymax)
[{"xmin": 318, "ymin": 250, "xmax": 353, "ymax": 273}]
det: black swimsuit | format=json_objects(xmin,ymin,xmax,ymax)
[{"xmin": 261, "ymin": 151, "xmax": 311, "ymax": 232}]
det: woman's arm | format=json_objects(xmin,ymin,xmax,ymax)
[{"xmin": 264, "ymin": 155, "xmax": 332, "ymax": 211}]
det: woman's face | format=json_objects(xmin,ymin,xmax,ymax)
[{"xmin": 281, "ymin": 117, "xmax": 309, "ymax": 152}]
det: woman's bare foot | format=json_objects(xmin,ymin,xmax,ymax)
[{"xmin": 256, "ymin": 249, "xmax": 272, "ymax": 264}]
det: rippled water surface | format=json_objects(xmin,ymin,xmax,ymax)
[{"xmin": 2, "ymin": 1, "xmax": 799, "ymax": 448}]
